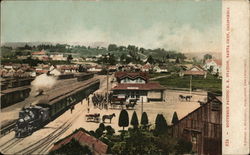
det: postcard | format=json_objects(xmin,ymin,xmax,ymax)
[{"xmin": 0, "ymin": 0, "xmax": 249, "ymax": 154}]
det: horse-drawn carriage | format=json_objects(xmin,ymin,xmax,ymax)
[
  {"xmin": 110, "ymin": 96, "xmax": 126, "ymax": 109},
  {"xmin": 126, "ymin": 98, "xmax": 138, "ymax": 109},
  {"xmin": 85, "ymin": 113, "xmax": 100, "ymax": 123},
  {"xmin": 179, "ymin": 95, "xmax": 192, "ymax": 101}
]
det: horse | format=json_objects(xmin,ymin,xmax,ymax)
[
  {"xmin": 185, "ymin": 96, "xmax": 192, "ymax": 101},
  {"xmin": 102, "ymin": 113, "xmax": 116, "ymax": 123},
  {"xmin": 179, "ymin": 95, "xmax": 186, "ymax": 101}
]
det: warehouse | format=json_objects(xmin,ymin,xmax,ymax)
[{"xmin": 171, "ymin": 92, "xmax": 222, "ymax": 155}]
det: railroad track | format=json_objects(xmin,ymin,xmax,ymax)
[
  {"xmin": 0, "ymin": 121, "xmax": 16, "ymax": 138},
  {"xmin": 0, "ymin": 138, "xmax": 24, "ymax": 153},
  {"xmin": 15, "ymin": 105, "xmax": 86, "ymax": 154}
]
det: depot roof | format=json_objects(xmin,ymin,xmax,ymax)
[{"xmin": 112, "ymin": 82, "xmax": 166, "ymax": 91}]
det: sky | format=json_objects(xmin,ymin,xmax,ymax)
[{"xmin": 1, "ymin": 0, "xmax": 222, "ymax": 53}]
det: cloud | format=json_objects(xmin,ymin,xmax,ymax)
[{"xmin": 34, "ymin": 23, "xmax": 221, "ymax": 54}]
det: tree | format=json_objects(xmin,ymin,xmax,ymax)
[
  {"xmin": 141, "ymin": 112, "xmax": 149, "ymax": 128},
  {"xmin": 203, "ymin": 54, "xmax": 212, "ymax": 61},
  {"xmin": 208, "ymin": 66, "xmax": 214, "ymax": 73},
  {"xmin": 105, "ymin": 125, "xmax": 115, "ymax": 136},
  {"xmin": 175, "ymin": 138, "xmax": 193, "ymax": 154},
  {"xmin": 154, "ymin": 114, "xmax": 168, "ymax": 135},
  {"xmin": 120, "ymin": 53, "xmax": 127, "ymax": 62},
  {"xmin": 108, "ymin": 54, "xmax": 116, "ymax": 65},
  {"xmin": 118, "ymin": 46, "xmax": 126, "ymax": 51},
  {"xmin": 108, "ymin": 44, "xmax": 118, "ymax": 51},
  {"xmin": 171, "ymin": 112, "xmax": 179, "ymax": 125},
  {"xmin": 139, "ymin": 47, "xmax": 145, "ymax": 53},
  {"xmin": 95, "ymin": 123, "xmax": 105, "ymax": 138},
  {"xmin": 118, "ymin": 110, "xmax": 129, "ymax": 131},
  {"xmin": 67, "ymin": 54, "xmax": 73, "ymax": 63},
  {"xmin": 147, "ymin": 55, "xmax": 154, "ymax": 64},
  {"xmin": 130, "ymin": 111, "xmax": 139, "ymax": 129},
  {"xmin": 127, "ymin": 45, "xmax": 136, "ymax": 52},
  {"xmin": 175, "ymin": 57, "xmax": 180, "ymax": 64},
  {"xmin": 99, "ymin": 123, "xmax": 105, "ymax": 131}
]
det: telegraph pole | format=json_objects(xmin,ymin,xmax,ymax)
[
  {"xmin": 107, "ymin": 65, "xmax": 109, "ymax": 105},
  {"xmin": 141, "ymin": 97, "xmax": 143, "ymax": 114},
  {"xmin": 190, "ymin": 75, "xmax": 192, "ymax": 95}
]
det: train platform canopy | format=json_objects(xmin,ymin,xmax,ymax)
[{"xmin": 50, "ymin": 128, "xmax": 108, "ymax": 154}]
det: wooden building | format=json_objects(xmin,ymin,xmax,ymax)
[
  {"xmin": 179, "ymin": 66, "xmax": 207, "ymax": 78},
  {"xmin": 171, "ymin": 92, "xmax": 222, "ymax": 155},
  {"xmin": 112, "ymin": 72, "xmax": 166, "ymax": 102}
]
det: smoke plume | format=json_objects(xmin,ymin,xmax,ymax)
[{"xmin": 30, "ymin": 73, "xmax": 57, "ymax": 97}]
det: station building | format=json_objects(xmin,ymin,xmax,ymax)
[{"xmin": 111, "ymin": 72, "xmax": 166, "ymax": 102}]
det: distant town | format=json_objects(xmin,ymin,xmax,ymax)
[
  {"xmin": 1, "ymin": 43, "xmax": 222, "ymax": 93},
  {"xmin": 0, "ymin": 43, "xmax": 222, "ymax": 155}
]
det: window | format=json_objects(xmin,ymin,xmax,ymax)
[
  {"xmin": 191, "ymin": 134, "xmax": 197, "ymax": 144},
  {"xmin": 131, "ymin": 92, "xmax": 135, "ymax": 98},
  {"xmin": 124, "ymin": 78, "xmax": 128, "ymax": 83},
  {"xmin": 136, "ymin": 91, "xmax": 140, "ymax": 98}
]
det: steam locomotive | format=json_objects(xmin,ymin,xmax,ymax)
[{"xmin": 14, "ymin": 73, "xmax": 99, "ymax": 138}]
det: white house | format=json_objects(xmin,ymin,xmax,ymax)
[
  {"xmin": 153, "ymin": 66, "xmax": 168, "ymax": 73},
  {"xmin": 87, "ymin": 65, "xmax": 103, "ymax": 72},
  {"xmin": 50, "ymin": 54, "xmax": 66, "ymax": 61},
  {"xmin": 203, "ymin": 59, "xmax": 222, "ymax": 76}
]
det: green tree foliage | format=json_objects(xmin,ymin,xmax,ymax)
[
  {"xmin": 105, "ymin": 125, "xmax": 115, "ymax": 136},
  {"xmin": 49, "ymin": 139, "xmax": 92, "ymax": 155},
  {"xmin": 130, "ymin": 111, "xmax": 139, "ymax": 129},
  {"xmin": 22, "ymin": 57, "xmax": 43, "ymax": 66},
  {"xmin": 67, "ymin": 54, "xmax": 73, "ymax": 63},
  {"xmin": 108, "ymin": 54, "xmax": 116, "ymax": 65},
  {"xmin": 99, "ymin": 123, "xmax": 105, "ymax": 131},
  {"xmin": 139, "ymin": 47, "xmax": 145, "ymax": 53},
  {"xmin": 108, "ymin": 44, "xmax": 118, "ymax": 51},
  {"xmin": 175, "ymin": 57, "xmax": 180, "ymax": 63},
  {"xmin": 175, "ymin": 138, "xmax": 193, "ymax": 154},
  {"xmin": 141, "ymin": 112, "xmax": 149, "ymax": 128},
  {"xmin": 127, "ymin": 45, "xmax": 137, "ymax": 52},
  {"xmin": 118, "ymin": 110, "xmax": 129, "ymax": 131},
  {"xmin": 147, "ymin": 55, "xmax": 154, "ymax": 64},
  {"xmin": 120, "ymin": 53, "xmax": 127, "ymax": 62},
  {"xmin": 171, "ymin": 112, "xmax": 179, "ymax": 125},
  {"xmin": 208, "ymin": 66, "xmax": 214, "ymax": 73},
  {"xmin": 154, "ymin": 114, "xmax": 168, "ymax": 136},
  {"xmin": 118, "ymin": 46, "xmax": 126, "ymax": 51},
  {"xmin": 203, "ymin": 54, "xmax": 212, "ymax": 61}
]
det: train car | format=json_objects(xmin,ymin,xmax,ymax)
[
  {"xmin": 75, "ymin": 73, "xmax": 94, "ymax": 82},
  {"xmin": 14, "ymin": 79, "xmax": 100, "ymax": 138},
  {"xmin": 57, "ymin": 73, "xmax": 75, "ymax": 80},
  {"xmin": 1, "ymin": 87, "xmax": 31, "ymax": 109}
]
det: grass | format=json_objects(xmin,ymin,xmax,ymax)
[
  {"xmin": 149, "ymin": 73, "xmax": 170, "ymax": 78},
  {"xmin": 152, "ymin": 74, "xmax": 222, "ymax": 94}
]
